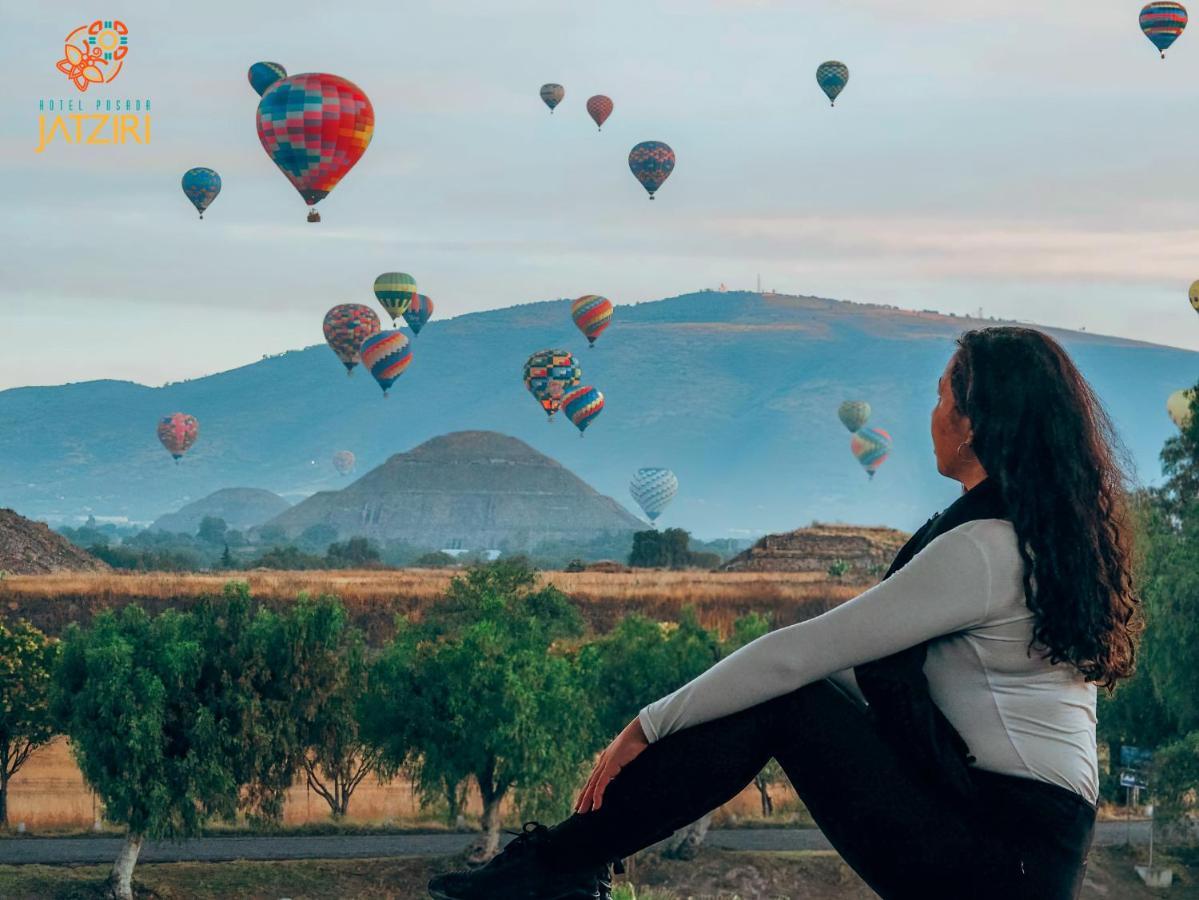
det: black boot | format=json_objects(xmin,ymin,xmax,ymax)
[{"xmin": 428, "ymin": 821, "xmax": 617, "ymax": 900}]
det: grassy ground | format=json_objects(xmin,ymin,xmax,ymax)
[{"xmin": 0, "ymin": 846, "xmax": 1193, "ymax": 900}]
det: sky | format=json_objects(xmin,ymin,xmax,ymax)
[{"xmin": 4, "ymin": 0, "xmax": 1199, "ymax": 391}]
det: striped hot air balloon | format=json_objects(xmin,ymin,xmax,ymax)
[
  {"xmin": 563, "ymin": 385, "xmax": 604, "ymax": 435},
  {"xmin": 523, "ymin": 349, "xmax": 581, "ymax": 420},
  {"xmin": 247, "ymin": 61, "xmax": 286, "ymax": 96},
  {"xmin": 404, "ymin": 293, "xmax": 434, "ymax": 335},
  {"xmin": 540, "ymin": 83, "xmax": 565, "ymax": 112},
  {"xmin": 256, "ymin": 73, "xmax": 374, "ymax": 220},
  {"xmin": 1140, "ymin": 2, "xmax": 1188, "ymax": 56},
  {"xmin": 586, "ymin": 94, "xmax": 614, "ymax": 130},
  {"xmin": 323, "ymin": 304, "xmax": 380, "ymax": 374},
  {"xmin": 360, "ymin": 330, "xmax": 413, "ymax": 396},
  {"xmin": 837, "ymin": 400, "xmax": 871, "ymax": 433},
  {"xmin": 1168, "ymin": 388, "xmax": 1195, "ymax": 429},
  {"xmin": 816, "ymin": 61, "xmax": 850, "ymax": 106},
  {"xmin": 571, "ymin": 295, "xmax": 613, "ymax": 346},
  {"xmin": 373, "ymin": 272, "xmax": 417, "ymax": 323},
  {"xmin": 628, "ymin": 141, "xmax": 675, "ymax": 199},
  {"xmin": 1188, "ymin": 279, "xmax": 1199, "ymax": 314},
  {"xmin": 851, "ymin": 427, "xmax": 891, "ymax": 479},
  {"xmin": 630, "ymin": 468, "xmax": 679, "ymax": 524},
  {"xmin": 157, "ymin": 413, "xmax": 199, "ymax": 462},
  {"xmin": 181, "ymin": 167, "xmax": 221, "ymax": 219}
]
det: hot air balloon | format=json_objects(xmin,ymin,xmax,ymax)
[
  {"xmin": 323, "ymin": 304, "xmax": 381, "ymax": 374},
  {"xmin": 1140, "ymin": 2, "xmax": 1188, "ymax": 56},
  {"xmin": 851, "ymin": 427, "xmax": 891, "ymax": 479},
  {"xmin": 587, "ymin": 95, "xmax": 613, "ymax": 130},
  {"xmin": 540, "ymin": 83, "xmax": 565, "ymax": 112},
  {"xmin": 1168, "ymin": 388, "xmax": 1196, "ymax": 429},
  {"xmin": 1188, "ymin": 279, "xmax": 1199, "ymax": 314},
  {"xmin": 563, "ymin": 385, "xmax": 604, "ymax": 435},
  {"xmin": 247, "ymin": 61, "xmax": 286, "ymax": 96},
  {"xmin": 837, "ymin": 400, "xmax": 871, "ymax": 433},
  {"xmin": 374, "ymin": 273, "xmax": 417, "ymax": 323},
  {"xmin": 816, "ymin": 61, "xmax": 849, "ymax": 106},
  {"xmin": 523, "ymin": 350, "xmax": 581, "ymax": 420},
  {"xmin": 630, "ymin": 468, "xmax": 678, "ymax": 523},
  {"xmin": 256, "ymin": 73, "xmax": 374, "ymax": 221},
  {"xmin": 332, "ymin": 450, "xmax": 356, "ymax": 476},
  {"xmin": 181, "ymin": 167, "xmax": 221, "ymax": 219},
  {"xmin": 404, "ymin": 293, "xmax": 434, "ymax": 335},
  {"xmin": 157, "ymin": 413, "xmax": 199, "ymax": 462},
  {"xmin": 571, "ymin": 295, "xmax": 613, "ymax": 346},
  {"xmin": 629, "ymin": 141, "xmax": 675, "ymax": 199},
  {"xmin": 360, "ymin": 330, "xmax": 413, "ymax": 396}
]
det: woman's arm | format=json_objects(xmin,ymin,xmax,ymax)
[{"xmin": 637, "ymin": 524, "xmax": 994, "ymax": 743}]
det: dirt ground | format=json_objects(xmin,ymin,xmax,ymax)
[{"xmin": 0, "ymin": 846, "xmax": 1193, "ymax": 900}]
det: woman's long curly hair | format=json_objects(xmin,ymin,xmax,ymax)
[{"xmin": 949, "ymin": 327, "xmax": 1140, "ymax": 690}]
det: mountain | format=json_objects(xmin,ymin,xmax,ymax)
[
  {"xmin": 0, "ymin": 508, "xmax": 109, "ymax": 574},
  {"xmin": 262, "ymin": 431, "xmax": 644, "ymax": 550},
  {"xmin": 0, "ymin": 291, "xmax": 1195, "ymax": 537},
  {"xmin": 150, "ymin": 487, "xmax": 291, "ymax": 535}
]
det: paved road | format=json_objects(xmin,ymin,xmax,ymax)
[{"xmin": 0, "ymin": 822, "xmax": 1150, "ymax": 866}]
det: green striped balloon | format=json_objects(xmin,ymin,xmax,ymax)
[{"xmin": 373, "ymin": 272, "xmax": 417, "ymax": 322}]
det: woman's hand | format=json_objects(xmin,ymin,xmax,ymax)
[{"xmin": 574, "ymin": 715, "xmax": 649, "ymax": 813}]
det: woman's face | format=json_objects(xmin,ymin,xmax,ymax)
[{"xmin": 931, "ymin": 354, "xmax": 975, "ymax": 481}]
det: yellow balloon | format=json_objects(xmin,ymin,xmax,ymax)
[
  {"xmin": 1167, "ymin": 388, "xmax": 1195, "ymax": 429},
  {"xmin": 1190, "ymin": 280, "xmax": 1199, "ymax": 313}
]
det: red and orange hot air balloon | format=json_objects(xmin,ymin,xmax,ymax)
[
  {"xmin": 586, "ymin": 95, "xmax": 613, "ymax": 130},
  {"xmin": 157, "ymin": 413, "xmax": 199, "ymax": 462},
  {"xmin": 571, "ymin": 295, "xmax": 613, "ymax": 347},
  {"xmin": 256, "ymin": 73, "xmax": 374, "ymax": 221}
]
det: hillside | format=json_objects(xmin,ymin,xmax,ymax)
[
  {"xmin": 0, "ymin": 509, "xmax": 109, "ymax": 574},
  {"xmin": 0, "ymin": 291, "xmax": 1194, "ymax": 536},
  {"xmin": 150, "ymin": 487, "xmax": 291, "ymax": 534},
  {"xmin": 262, "ymin": 431, "xmax": 644, "ymax": 550},
  {"xmin": 723, "ymin": 524, "xmax": 910, "ymax": 574}
]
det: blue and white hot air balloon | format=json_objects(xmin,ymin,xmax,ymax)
[{"xmin": 630, "ymin": 468, "xmax": 679, "ymax": 524}]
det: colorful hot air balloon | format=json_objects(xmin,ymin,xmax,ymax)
[
  {"xmin": 1140, "ymin": 2, "xmax": 1188, "ymax": 56},
  {"xmin": 851, "ymin": 427, "xmax": 891, "ymax": 479},
  {"xmin": 628, "ymin": 141, "xmax": 675, "ymax": 199},
  {"xmin": 837, "ymin": 400, "xmax": 871, "ymax": 433},
  {"xmin": 181, "ymin": 167, "xmax": 221, "ymax": 219},
  {"xmin": 332, "ymin": 450, "xmax": 356, "ymax": 476},
  {"xmin": 540, "ymin": 83, "xmax": 565, "ymax": 112},
  {"xmin": 404, "ymin": 293, "xmax": 435, "ymax": 335},
  {"xmin": 256, "ymin": 73, "xmax": 374, "ymax": 220},
  {"xmin": 360, "ymin": 330, "xmax": 413, "ymax": 396},
  {"xmin": 323, "ymin": 304, "xmax": 381, "ymax": 374},
  {"xmin": 1188, "ymin": 279, "xmax": 1199, "ymax": 314},
  {"xmin": 374, "ymin": 273, "xmax": 417, "ymax": 323},
  {"xmin": 571, "ymin": 295, "xmax": 614, "ymax": 346},
  {"xmin": 587, "ymin": 94, "xmax": 613, "ymax": 130},
  {"xmin": 247, "ymin": 61, "xmax": 286, "ymax": 96},
  {"xmin": 816, "ymin": 61, "xmax": 850, "ymax": 106},
  {"xmin": 1168, "ymin": 388, "xmax": 1196, "ymax": 429},
  {"xmin": 563, "ymin": 385, "xmax": 604, "ymax": 435},
  {"xmin": 157, "ymin": 413, "xmax": 199, "ymax": 462},
  {"xmin": 630, "ymin": 468, "xmax": 678, "ymax": 523},
  {"xmin": 523, "ymin": 350, "xmax": 581, "ymax": 420}
]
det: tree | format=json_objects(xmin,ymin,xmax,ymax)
[
  {"xmin": 0, "ymin": 620, "xmax": 58, "ymax": 827},
  {"xmin": 258, "ymin": 524, "xmax": 288, "ymax": 546},
  {"xmin": 251, "ymin": 545, "xmax": 326, "ymax": 570},
  {"xmin": 414, "ymin": 550, "xmax": 455, "ymax": 568},
  {"xmin": 299, "ymin": 523, "xmax": 339, "ymax": 553},
  {"xmin": 220, "ymin": 544, "xmax": 234, "ymax": 569},
  {"xmin": 325, "ymin": 537, "xmax": 382, "ymax": 569},
  {"xmin": 362, "ymin": 560, "xmax": 596, "ymax": 861},
  {"xmin": 629, "ymin": 528, "xmax": 691, "ymax": 569},
  {"xmin": 197, "ymin": 516, "xmax": 228, "ymax": 545}
]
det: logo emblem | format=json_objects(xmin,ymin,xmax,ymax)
[{"xmin": 56, "ymin": 20, "xmax": 128, "ymax": 92}]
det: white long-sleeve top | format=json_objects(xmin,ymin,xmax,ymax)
[{"xmin": 637, "ymin": 518, "xmax": 1099, "ymax": 805}]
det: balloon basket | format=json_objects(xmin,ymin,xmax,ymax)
[{"xmin": 307, "ymin": 209, "xmax": 321, "ymax": 223}]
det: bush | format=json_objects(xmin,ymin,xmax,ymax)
[
  {"xmin": 414, "ymin": 551, "xmax": 456, "ymax": 568},
  {"xmin": 827, "ymin": 558, "xmax": 849, "ymax": 579},
  {"xmin": 325, "ymin": 537, "xmax": 382, "ymax": 569},
  {"xmin": 251, "ymin": 545, "xmax": 326, "ymax": 570}
]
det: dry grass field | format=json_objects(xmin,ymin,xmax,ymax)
[
  {"xmin": 0, "ymin": 567, "xmax": 864, "ymax": 643},
  {"xmin": 3, "ymin": 567, "xmax": 855, "ymax": 830}
]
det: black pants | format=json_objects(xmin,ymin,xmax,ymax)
[{"xmin": 546, "ymin": 679, "xmax": 1097, "ymax": 899}]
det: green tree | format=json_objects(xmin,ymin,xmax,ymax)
[
  {"xmin": 251, "ymin": 545, "xmax": 326, "ymax": 570},
  {"xmin": 325, "ymin": 537, "xmax": 382, "ymax": 569},
  {"xmin": 299, "ymin": 523, "xmax": 339, "ymax": 553},
  {"xmin": 362, "ymin": 560, "xmax": 595, "ymax": 861},
  {"xmin": 197, "ymin": 516, "xmax": 228, "ymax": 545},
  {"xmin": 629, "ymin": 528, "xmax": 690, "ymax": 569},
  {"xmin": 0, "ymin": 620, "xmax": 58, "ymax": 827},
  {"xmin": 414, "ymin": 550, "xmax": 456, "ymax": 568}
]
